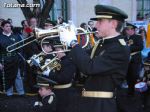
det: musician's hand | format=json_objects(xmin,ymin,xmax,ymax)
[
  {"xmin": 42, "ymin": 67, "xmax": 51, "ymax": 76},
  {"xmin": 42, "ymin": 59, "xmax": 51, "ymax": 76},
  {"xmin": 59, "ymin": 24, "xmax": 77, "ymax": 47},
  {"xmin": 34, "ymin": 101, "xmax": 43, "ymax": 107},
  {"xmin": 31, "ymin": 55, "xmax": 40, "ymax": 67}
]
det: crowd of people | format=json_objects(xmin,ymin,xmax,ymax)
[{"xmin": 0, "ymin": 4, "xmax": 150, "ymax": 112}]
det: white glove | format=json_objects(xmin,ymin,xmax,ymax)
[
  {"xmin": 34, "ymin": 101, "xmax": 43, "ymax": 107},
  {"xmin": 59, "ymin": 24, "xmax": 77, "ymax": 47},
  {"xmin": 42, "ymin": 67, "xmax": 51, "ymax": 76},
  {"xmin": 31, "ymin": 55, "xmax": 40, "ymax": 67},
  {"xmin": 42, "ymin": 59, "xmax": 51, "ymax": 76}
]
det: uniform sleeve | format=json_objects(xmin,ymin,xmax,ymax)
[
  {"xmin": 70, "ymin": 44, "xmax": 129, "ymax": 75},
  {"xmin": 49, "ymin": 58, "xmax": 76, "ymax": 83}
]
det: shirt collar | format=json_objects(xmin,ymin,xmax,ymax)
[{"xmin": 2, "ymin": 32, "xmax": 12, "ymax": 37}]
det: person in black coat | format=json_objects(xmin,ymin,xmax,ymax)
[
  {"xmin": 124, "ymin": 23, "xmax": 144, "ymax": 96},
  {"xmin": 33, "ymin": 75, "xmax": 57, "ymax": 112},
  {"xmin": 41, "ymin": 44, "xmax": 77, "ymax": 112},
  {"xmin": 58, "ymin": 4, "xmax": 130, "ymax": 112},
  {"xmin": 0, "ymin": 21, "xmax": 21, "ymax": 95}
]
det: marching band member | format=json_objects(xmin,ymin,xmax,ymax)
[
  {"xmin": 58, "ymin": 4, "xmax": 130, "ymax": 112},
  {"xmin": 33, "ymin": 75, "xmax": 56, "ymax": 112},
  {"xmin": 42, "ymin": 44, "xmax": 77, "ymax": 112},
  {"xmin": 124, "ymin": 23, "xmax": 143, "ymax": 96}
]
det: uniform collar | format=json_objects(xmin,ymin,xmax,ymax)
[
  {"xmin": 103, "ymin": 33, "xmax": 120, "ymax": 40},
  {"xmin": 99, "ymin": 34, "xmax": 121, "ymax": 45}
]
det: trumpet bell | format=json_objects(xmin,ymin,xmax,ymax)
[{"xmin": 35, "ymin": 28, "xmax": 59, "ymax": 39}]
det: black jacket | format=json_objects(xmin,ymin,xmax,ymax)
[
  {"xmin": 124, "ymin": 34, "xmax": 143, "ymax": 63},
  {"xmin": 33, "ymin": 94, "xmax": 56, "ymax": 112},
  {"xmin": 0, "ymin": 33, "xmax": 20, "ymax": 90},
  {"xmin": 70, "ymin": 35, "xmax": 130, "ymax": 112},
  {"xmin": 49, "ymin": 56, "xmax": 76, "ymax": 84}
]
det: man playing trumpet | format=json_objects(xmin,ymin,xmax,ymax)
[
  {"xmin": 58, "ymin": 4, "xmax": 130, "ymax": 112},
  {"xmin": 41, "ymin": 42, "xmax": 77, "ymax": 112}
]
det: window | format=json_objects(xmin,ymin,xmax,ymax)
[
  {"xmin": 137, "ymin": 0, "xmax": 150, "ymax": 20},
  {"xmin": 50, "ymin": 0, "xmax": 68, "ymax": 22}
]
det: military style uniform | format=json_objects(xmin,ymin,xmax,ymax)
[
  {"xmin": 23, "ymin": 40, "xmax": 41, "ymax": 93},
  {"xmin": 125, "ymin": 31, "xmax": 143, "ymax": 95},
  {"xmin": 48, "ymin": 55, "xmax": 77, "ymax": 112},
  {"xmin": 33, "ymin": 94, "xmax": 56, "ymax": 112},
  {"xmin": 70, "ymin": 35, "xmax": 130, "ymax": 112},
  {"xmin": 57, "ymin": 4, "xmax": 130, "ymax": 112},
  {"xmin": 0, "ymin": 33, "xmax": 20, "ymax": 91},
  {"xmin": 32, "ymin": 75, "xmax": 57, "ymax": 112}
]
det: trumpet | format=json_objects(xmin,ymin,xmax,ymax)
[
  {"xmin": 27, "ymin": 52, "xmax": 45, "ymax": 67},
  {"xmin": 27, "ymin": 52, "xmax": 61, "ymax": 73},
  {"xmin": 40, "ymin": 56, "xmax": 61, "ymax": 72},
  {"xmin": 6, "ymin": 23, "xmax": 97, "ymax": 53}
]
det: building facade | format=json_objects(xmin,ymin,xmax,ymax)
[{"xmin": 0, "ymin": 0, "xmax": 145, "ymax": 27}]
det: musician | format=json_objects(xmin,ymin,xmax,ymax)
[
  {"xmin": 124, "ymin": 23, "xmax": 143, "ymax": 96},
  {"xmin": 59, "ymin": 4, "xmax": 130, "ymax": 112},
  {"xmin": 33, "ymin": 75, "xmax": 56, "ymax": 112},
  {"xmin": 42, "ymin": 44, "xmax": 77, "ymax": 112},
  {"xmin": 0, "ymin": 20, "xmax": 24, "ymax": 96}
]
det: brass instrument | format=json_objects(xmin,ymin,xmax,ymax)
[
  {"xmin": 40, "ymin": 27, "xmax": 97, "ymax": 54},
  {"xmin": 6, "ymin": 23, "xmax": 97, "ymax": 53},
  {"xmin": 27, "ymin": 52, "xmax": 61, "ymax": 73},
  {"xmin": 40, "ymin": 56, "xmax": 61, "ymax": 71},
  {"xmin": 35, "ymin": 28, "xmax": 59, "ymax": 39},
  {"xmin": 27, "ymin": 52, "xmax": 45, "ymax": 67}
]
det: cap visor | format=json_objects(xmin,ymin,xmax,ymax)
[
  {"xmin": 37, "ymin": 75, "xmax": 58, "ymax": 85},
  {"xmin": 34, "ymin": 84, "xmax": 41, "ymax": 88},
  {"xmin": 90, "ymin": 17, "xmax": 98, "ymax": 21}
]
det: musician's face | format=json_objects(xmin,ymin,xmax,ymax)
[
  {"xmin": 38, "ymin": 87, "xmax": 52, "ymax": 98},
  {"xmin": 126, "ymin": 28, "xmax": 135, "ymax": 36},
  {"xmin": 55, "ymin": 47, "xmax": 66, "ymax": 59},
  {"xmin": 2, "ymin": 23, "xmax": 12, "ymax": 34},
  {"xmin": 95, "ymin": 19, "xmax": 116, "ymax": 38},
  {"xmin": 43, "ymin": 44, "xmax": 53, "ymax": 53}
]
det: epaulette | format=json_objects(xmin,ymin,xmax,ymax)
[
  {"xmin": 48, "ymin": 95, "xmax": 54, "ymax": 104},
  {"xmin": 118, "ymin": 39, "xmax": 126, "ymax": 46}
]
